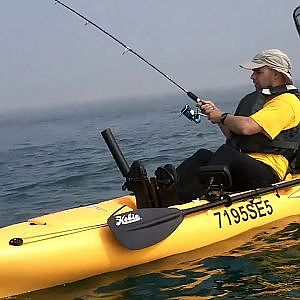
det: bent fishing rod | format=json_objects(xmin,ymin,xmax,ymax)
[{"xmin": 53, "ymin": 0, "xmax": 206, "ymax": 122}]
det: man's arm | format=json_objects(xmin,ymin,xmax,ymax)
[
  {"xmin": 218, "ymin": 123, "xmax": 232, "ymax": 138},
  {"xmin": 200, "ymin": 100, "xmax": 263, "ymax": 136},
  {"xmin": 221, "ymin": 114, "xmax": 262, "ymax": 135}
]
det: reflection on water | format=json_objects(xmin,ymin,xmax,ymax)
[{"xmin": 17, "ymin": 216, "xmax": 299, "ymax": 300}]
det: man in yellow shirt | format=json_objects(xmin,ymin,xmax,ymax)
[{"xmin": 160, "ymin": 49, "xmax": 300, "ymax": 202}]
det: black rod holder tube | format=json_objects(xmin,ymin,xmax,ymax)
[{"xmin": 101, "ymin": 128, "xmax": 130, "ymax": 177}]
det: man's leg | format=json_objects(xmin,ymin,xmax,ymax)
[
  {"xmin": 207, "ymin": 144, "xmax": 278, "ymax": 191},
  {"xmin": 176, "ymin": 149, "xmax": 213, "ymax": 201}
]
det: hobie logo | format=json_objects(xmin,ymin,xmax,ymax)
[{"xmin": 115, "ymin": 213, "xmax": 142, "ymax": 226}]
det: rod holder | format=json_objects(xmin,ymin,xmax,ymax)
[{"xmin": 101, "ymin": 128, "xmax": 130, "ymax": 177}]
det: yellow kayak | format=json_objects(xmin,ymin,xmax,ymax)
[{"xmin": 0, "ymin": 175, "xmax": 300, "ymax": 298}]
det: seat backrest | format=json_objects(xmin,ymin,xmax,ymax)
[
  {"xmin": 198, "ymin": 165, "xmax": 232, "ymax": 190},
  {"xmin": 290, "ymin": 147, "xmax": 300, "ymax": 173}
]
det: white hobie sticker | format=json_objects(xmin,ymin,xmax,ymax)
[{"xmin": 115, "ymin": 213, "xmax": 142, "ymax": 226}]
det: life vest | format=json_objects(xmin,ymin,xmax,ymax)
[{"xmin": 226, "ymin": 85, "xmax": 300, "ymax": 161}]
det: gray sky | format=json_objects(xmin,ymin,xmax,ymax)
[{"xmin": 1, "ymin": 0, "xmax": 300, "ymax": 113}]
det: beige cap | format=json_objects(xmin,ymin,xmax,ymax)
[{"xmin": 240, "ymin": 49, "xmax": 293, "ymax": 81}]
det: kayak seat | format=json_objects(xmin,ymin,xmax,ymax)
[
  {"xmin": 155, "ymin": 164, "xmax": 233, "ymax": 205},
  {"xmin": 198, "ymin": 165, "xmax": 232, "ymax": 200},
  {"xmin": 290, "ymin": 149, "xmax": 300, "ymax": 174}
]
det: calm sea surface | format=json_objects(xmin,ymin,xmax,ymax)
[{"xmin": 1, "ymin": 91, "xmax": 299, "ymax": 299}]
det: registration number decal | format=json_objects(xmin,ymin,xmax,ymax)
[{"xmin": 213, "ymin": 200, "xmax": 273, "ymax": 229}]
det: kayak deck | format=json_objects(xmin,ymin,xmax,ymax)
[{"xmin": 0, "ymin": 178, "xmax": 300, "ymax": 298}]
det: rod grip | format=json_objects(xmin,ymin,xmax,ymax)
[
  {"xmin": 187, "ymin": 91, "xmax": 200, "ymax": 103},
  {"xmin": 101, "ymin": 128, "xmax": 130, "ymax": 177}
]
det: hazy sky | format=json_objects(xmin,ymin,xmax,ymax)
[{"xmin": 1, "ymin": 0, "xmax": 300, "ymax": 113}]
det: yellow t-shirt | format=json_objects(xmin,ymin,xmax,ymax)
[{"xmin": 247, "ymin": 93, "xmax": 300, "ymax": 180}]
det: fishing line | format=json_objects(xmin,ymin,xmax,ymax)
[{"xmin": 53, "ymin": 0, "xmax": 206, "ymax": 117}]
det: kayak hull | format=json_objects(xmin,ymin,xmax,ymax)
[{"xmin": 1, "ymin": 178, "xmax": 300, "ymax": 298}]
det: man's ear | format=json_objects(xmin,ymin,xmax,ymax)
[{"xmin": 274, "ymin": 70, "xmax": 286, "ymax": 82}]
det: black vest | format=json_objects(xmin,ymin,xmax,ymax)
[{"xmin": 226, "ymin": 85, "xmax": 300, "ymax": 161}]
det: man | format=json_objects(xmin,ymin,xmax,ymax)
[{"xmin": 156, "ymin": 49, "xmax": 300, "ymax": 204}]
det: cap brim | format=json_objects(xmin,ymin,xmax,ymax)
[
  {"xmin": 239, "ymin": 62, "xmax": 293, "ymax": 81},
  {"xmin": 239, "ymin": 61, "xmax": 266, "ymax": 70}
]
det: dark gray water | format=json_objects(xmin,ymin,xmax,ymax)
[{"xmin": 1, "ymin": 90, "xmax": 299, "ymax": 299}]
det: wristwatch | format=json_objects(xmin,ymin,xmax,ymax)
[{"xmin": 220, "ymin": 112, "xmax": 229, "ymax": 125}]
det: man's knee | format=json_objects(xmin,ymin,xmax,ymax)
[
  {"xmin": 194, "ymin": 148, "xmax": 213, "ymax": 157},
  {"xmin": 188, "ymin": 148, "xmax": 213, "ymax": 163}
]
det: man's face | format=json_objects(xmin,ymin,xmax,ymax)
[{"xmin": 250, "ymin": 66, "xmax": 275, "ymax": 90}]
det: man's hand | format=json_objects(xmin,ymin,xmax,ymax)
[{"xmin": 198, "ymin": 100, "xmax": 223, "ymax": 124}]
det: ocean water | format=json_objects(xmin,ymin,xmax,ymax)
[{"xmin": 1, "ymin": 90, "xmax": 299, "ymax": 299}]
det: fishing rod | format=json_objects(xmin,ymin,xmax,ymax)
[
  {"xmin": 294, "ymin": 6, "xmax": 300, "ymax": 38},
  {"xmin": 53, "ymin": 0, "xmax": 206, "ymax": 123}
]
